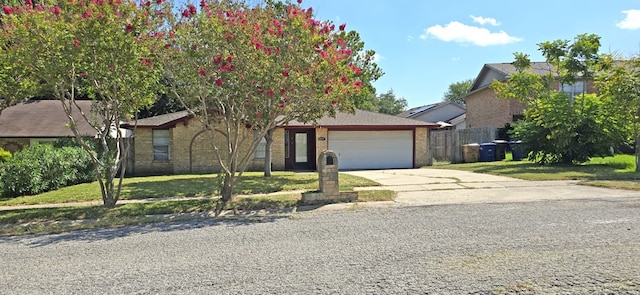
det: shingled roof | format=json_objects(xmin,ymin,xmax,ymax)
[
  {"xmin": 122, "ymin": 110, "xmax": 192, "ymax": 129},
  {"xmin": 287, "ymin": 109, "xmax": 438, "ymax": 128},
  {"xmin": 0, "ymin": 100, "xmax": 97, "ymax": 138}
]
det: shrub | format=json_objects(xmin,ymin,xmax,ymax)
[
  {"xmin": 0, "ymin": 144, "xmax": 95, "ymax": 198},
  {"xmin": 0, "ymin": 148, "xmax": 11, "ymax": 163}
]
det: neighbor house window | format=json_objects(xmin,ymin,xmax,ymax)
[
  {"xmin": 153, "ymin": 129, "xmax": 170, "ymax": 160},
  {"xmin": 560, "ymin": 80, "xmax": 585, "ymax": 101},
  {"xmin": 254, "ymin": 134, "xmax": 267, "ymax": 159}
]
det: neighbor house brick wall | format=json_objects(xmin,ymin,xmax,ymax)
[
  {"xmin": 465, "ymin": 87, "xmax": 526, "ymax": 129},
  {"xmin": 414, "ymin": 127, "xmax": 429, "ymax": 167}
]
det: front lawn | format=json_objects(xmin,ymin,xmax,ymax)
[
  {"xmin": 430, "ymin": 154, "xmax": 640, "ymax": 190},
  {"xmin": 0, "ymin": 172, "xmax": 394, "ymax": 235},
  {"xmin": 0, "ymin": 172, "xmax": 378, "ymax": 206}
]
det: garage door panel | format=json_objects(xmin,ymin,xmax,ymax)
[{"xmin": 328, "ymin": 130, "xmax": 413, "ymax": 170}]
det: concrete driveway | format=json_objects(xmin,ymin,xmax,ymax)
[{"xmin": 344, "ymin": 168, "xmax": 640, "ymax": 206}]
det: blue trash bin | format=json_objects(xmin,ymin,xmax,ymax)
[
  {"xmin": 509, "ymin": 141, "xmax": 523, "ymax": 161},
  {"xmin": 479, "ymin": 142, "xmax": 496, "ymax": 162}
]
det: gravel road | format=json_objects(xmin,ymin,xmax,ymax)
[{"xmin": 1, "ymin": 197, "xmax": 639, "ymax": 294}]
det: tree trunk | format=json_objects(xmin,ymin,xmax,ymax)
[
  {"xmin": 263, "ymin": 129, "xmax": 274, "ymax": 177},
  {"xmin": 636, "ymin": 135, "xmax": 640, "ymax": 172},
  {"xmin": 220, "ymin": 171, "xmax": 236, "ymax": 203}
]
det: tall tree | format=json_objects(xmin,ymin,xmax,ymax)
[
  {"xmin": 1, "ymin": 0, "xmax": 163, "ymax": 206},
  {"xmin": 162, "ymin": 0, "xmax": 364, "ymax": 201},
  {"xmin": 443, "ymin": 79, "xmax": 473, "ymax": 105},
  {"xmin": 375, "ymin": 89, "xmax": 407, "ymax": 115},
  {"xmin": 597, "ymin": 54, "xmax": 640, "ymax": 171}
]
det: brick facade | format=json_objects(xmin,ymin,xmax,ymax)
[
  {"xmin": 131, "ymin": 118, "xmax": 288, "ymax": 175},
  {"xmin": 131, "ymin": 116, "xmax": 433, "ymax": 175},
  {"xmin": 465, "ymin": 87, "xmax": 526, "ymax": 129},
  {"xmin": 414, "ymin": 127, "xmax": 429, "ymax": 167}
]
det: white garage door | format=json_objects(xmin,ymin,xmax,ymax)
[{"xmin": 328, "ymin": 130, "xmax": 413, "ymax": 170}]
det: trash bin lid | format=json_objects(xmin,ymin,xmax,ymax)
[{"xmin": 480, "ymin": 142, "xmax": 496, "ymax": 146}]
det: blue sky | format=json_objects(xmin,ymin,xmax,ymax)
[{"xmin": 302, "ymin": 0, "xmax": 640, "ymax": 108}]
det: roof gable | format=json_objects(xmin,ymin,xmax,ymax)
[
  {"xmin": 469, "ymin": 62, "xmax": 555, "ymax": 92},
  {"xmin": 0, "ymin": 100, "xmax": 96, "ymax": 138}
]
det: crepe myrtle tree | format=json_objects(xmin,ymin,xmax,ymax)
[
  {"xmin": 0, "ymin": 0, "xmax": 164, "ymax": 207},
  {"xmin": 161, "ymin": 0, "xmax": 365, "ymax": 202}
]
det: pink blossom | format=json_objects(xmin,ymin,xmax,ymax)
[
  {"xmin": 297, "ymin": 0, "xmax": 302, "ymax": 3},
  {"xmin": 354, "ymin": 81, "xmax": 362, "ymax": 87},
  {"xmin": 339, "ymin": 23, "xmax": 346, "ymax": 31},
  {"xmin": 278, "ymin": 102, "xmax": 285, "ymax": 108},
  {"xmin": 256, "ymin": 112, "xmax": 263, "ymax": 119},
  {"xmin": 3, "ymin": 6, "xmax": 13, "ymax": 14},
  {"xmin": 324, "ymin": 86, "xmax": 331, "ymax": 95},
  {"xmin": 83, "ymin": 8, "xmax": 93, "ymax": 18},
  {"xmin": 156, "ymin": 0, "xmax": 163, "ymax": 3},
  {"xmin": 282, "ymin": 70, "xmax": 289, "ymax": 77},
  {"xmin": 244, "ymin": 101, "xmax": 251, "ymax": 106},
  {"xmin": 226, "ymin": 55, "xmax": 233, "ymax": 63},
  {"xmin": 213, "ymin": 55, "xmax": 222, "ymax": 64},
  {"xmin": 26, "ymin": 0, "xmax": 33, "ymax": 5},
  {"xmin": 341, "ymin": 75, "xmax": 348, "ymax": 84},
  {"xmin": 73, "ymin": 39, "xmax": 81, "ymax": 48},
  {"xmin": 215, "ymin": 78, "xmax": 223, "ymax": 86},
  {"xmin": 125, "ymin": 23, "xmax": 134, "ymax": 32},
  {"xmin": 266, "ymin": 89, "xmax": 275, "ymax": 96},
  {"xmin": 199, "ymin": 68, "xmax": 206, "ymax": 76}
]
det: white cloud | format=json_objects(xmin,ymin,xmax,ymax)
[
  {"xmin": 407, "ymin": 35, "xmax": 413, "ymax": 42},
  {"xmin": 617, "ymin": 9, "xmax": 640, "ymax": 29},
  {"xmin": 420, "ymin": 21, "xmax": 522, "ymax": 46},
  {"xmin": 452, "ymin": 57, "xmax": 461, "ymax": 62},
  {"xmin": 470, "ymin": 15, "xmax": 500, "ymax": 26},
  {"xmin": 373, "ymin": 53, "xmax": 384, "ymax": 63}
]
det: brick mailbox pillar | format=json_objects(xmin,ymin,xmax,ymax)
[
  {"xmin": 318, "ymin": 150, "xmax": 339, "ymax": 195},
  {"xmin": 301, "ymin": 150, "xmax": 357, "ymax": 205}
]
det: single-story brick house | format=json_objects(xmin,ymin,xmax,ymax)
[
  {"xmin": 0, "ymin": 100, "xmax": 96, "ymax": 153},
  {"xmin": 464, "ymin": 62, "xmax": 597, "ymax": 129},
  {"xmin": 124, "ymin": 109, "xmax": 438, "ymax": 175}
]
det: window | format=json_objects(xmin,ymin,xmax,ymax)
[
  {"xmin": 254, "ymin": 134, "xmax": 267, "ymax": 159},
  {"xmin": 560, "ymin": 81, "xmax": 585, "ymax": 101},
  {"xmin": 153, "ymin": 129, "xmax": 170, "ymax": 160}
]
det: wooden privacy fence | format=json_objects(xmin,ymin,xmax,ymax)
[{"xmin": 429, "ymin": 126, "xmax": 497, "ymax": 163}]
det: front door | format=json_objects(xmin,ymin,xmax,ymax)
[{"xmin": 285, "ymin": 128, "xmax": 316, "ymax": 171}]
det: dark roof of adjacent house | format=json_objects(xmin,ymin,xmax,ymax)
[
  {"xmin": 397, "ymin": 101, "xmax": 465, "ymax": 119},
  {"xmin": 288, "ymin": 109, "xmax": 438, "ymax": 128},
  {"xmin": 468, "ymin": 62, "xmax": 555, "ymax": 93},
  {"xmin": 0, "ymin": 100, "xmax": 96, "ymax": 138},
  {"xmin": 123, "ymin": 110, "xmax": 192, "ymax": 129}
]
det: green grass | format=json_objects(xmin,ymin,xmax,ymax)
[
  {"xmin": 0, "ymin": 172, "xmax": 394, "ymax": 235},
  {"xmin": 0, "ymin": 172, "xmax": 379, "ymax": 206},
  {"xmin": 429, "ymin": 154, "xmax": 640, "ymax": 181}
]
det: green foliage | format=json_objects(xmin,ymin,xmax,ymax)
[
  {"xmin": 443, "ymin": 79, "xmax": 473, "ymax": 105},
  {"xmin": 493, "ymin": 34, "xmax": 626, "ymax": 165},
  {"xmin": 0, "ymin": 144, "xmax": 95, "ymax": 198},
  {"xmin": 374, "ymin": 89, "xmax": 407, "ymax": 115},
  {"xmin": 511, "ymin": 93, "xmax": 617, "ymax": 164},
  {"xmin": 0, "ymin": 147, "xmax": 10, "ymax": 163}
]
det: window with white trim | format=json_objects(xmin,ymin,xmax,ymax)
[
  {"xmin": 560, "ymin": 80, "xmax": 585, "ymax": 101},
  {"xmin": 254, "ymin": 135, "xmax": 267, "ymax": 159},
  {"xmin": 153, "ymin": 129, "xmax": 170, "ymax": 160}
]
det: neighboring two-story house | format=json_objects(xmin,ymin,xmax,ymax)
[{"xmin": 464, "ymin": 62, "xmax": 597, "ymax": 129}]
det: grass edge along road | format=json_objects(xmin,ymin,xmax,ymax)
[{"xmin": 0, "ymin": 172, "xmax": 393, "ymax": 236}]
